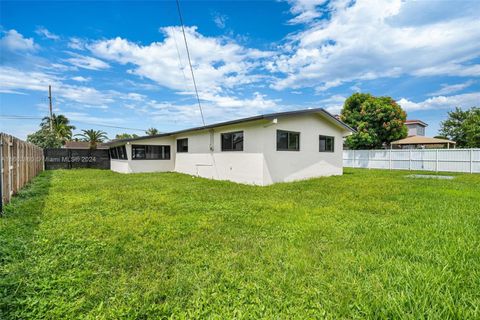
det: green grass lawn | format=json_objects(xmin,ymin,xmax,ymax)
[{"xmin": 1, "ymin": 169, "xmax": 479, "ymax": 319}]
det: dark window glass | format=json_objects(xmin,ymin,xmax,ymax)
[
  {"xmin": 319, "ymin": 135, "xmax": 334, "ymax": 152},
  {"xmin": 277, "ymin": 130, "xmax": 300, "ymax": 151},
  {"xmin": 132, "ymin": 145, "xmax": 145, "ymax": 159},
  {"xmin": 221, "ymin": 131, "xmax": 244, "ymax": 151},
  {"xmin": 132, "ymin": 145, "xmax": 170, "ymax": 160},
  {"xmin": 119, "ymin": 146, "xmax": 127, "ymax": 160},
  {"xmin": 110, "ymin": 146, "xmax": 128, "ymax": 160},
  {"xmin": 177, "ymin": 138, "xmax": 188, "ymax": 153}
]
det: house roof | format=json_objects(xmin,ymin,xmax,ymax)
[
  {"xmin": 63, "ymin": 141, "xmax": 108, "ymax": 149},
  {"xmin": 391, "ymin": 136, "xmax": 455, "ymax": 145},
  {"xmin": 405, "ymin": 119, "xmax": 428, "ymax": 127},
  {"xmin": 105, "ymin": 108, "xmax": 356, "ymax": 146}
]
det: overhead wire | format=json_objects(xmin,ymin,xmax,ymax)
[
  {"xmin": 175, "ymin": 0, "xmax": 206, "ymax": 127},
  {"xmin": 0, "ymin": 115, "xmax": 147, "ymax": 132}
]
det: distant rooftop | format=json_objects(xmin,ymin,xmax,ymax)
[{"xmin": 405, "ymin": 120, "xmax": 428, "ymax": 127}]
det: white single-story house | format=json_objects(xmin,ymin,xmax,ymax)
[{"xmin": 106, "ymin": 108, "xmax": 355, "ymax": 185}]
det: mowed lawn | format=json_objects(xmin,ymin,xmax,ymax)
[{"xmin": 1, "ymin": 169, "xmax": 479, "ymax": 319}]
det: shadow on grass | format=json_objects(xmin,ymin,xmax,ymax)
[{"xmin": 0, "ymin": 170, "xmax": 53, "ymax": 318}]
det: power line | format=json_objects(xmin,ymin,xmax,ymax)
[
  {"xmin": 0, "ymin": 115, "xmax": 147, "ymax": 132},
  {"xmin": 172, "ymin": 27, "xmax": 189, "ymax": 84},
  {"xmin": 175, "ymin": 0, "xmax": 206, "ymax": 127}
]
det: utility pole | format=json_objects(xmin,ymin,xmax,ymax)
[{"xmin": 48, "ymin": 85, "xmax": 53, "ymax": 132}]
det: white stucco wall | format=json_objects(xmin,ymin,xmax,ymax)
[
  {"xmin": 174, "ymin": 121, "xmax": 267, "ymax": 185},
  {"xmin": 109, "ymin": 112, "xmax": 350, "ymax": 185},
  {"xmin": 260, "ymin": 114, "xmax": 344, "ymax": 184}
]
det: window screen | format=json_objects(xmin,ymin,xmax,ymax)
[
  {"xmin": 221, "ymin": 131, "xmax": 244, "ymax": 151},
  {"xmin": 277, "ymin": 130, "xmax": 300, "ymax": 151}
]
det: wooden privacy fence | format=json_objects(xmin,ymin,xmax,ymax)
[
  {"xmin": 344, "ymin": 148, "xmax": 480, "ymax": 173},
  {"xmin": 1, "ymin": 133, "xmax": 44, "ymax": 210}
]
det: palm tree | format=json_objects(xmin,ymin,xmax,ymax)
[
  {"xmin": 146, "ymin": 128, "xmax": 159, "ymax": 136},
  {"xmin": 41, "ymin": 114, "xmax": 76, "ymax": 143},
  {"xmin": 75, "ymin": 129, "xmax": 108, "ymax": 149}
]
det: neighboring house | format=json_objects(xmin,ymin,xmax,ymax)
[
  {"xmin": 391, "ymin": 119, "xmax": 455, "ymax": 149},
  {"xmin": 106, "ymin": 108, "xmax": 355, "ymax": 186},
  {"xmin": 405, "ymin": 120, "xmax": 427, "ymax": 136},
  {"xmin": 63, "ymin": 141, "xmax": 108, "ymax": 149}
]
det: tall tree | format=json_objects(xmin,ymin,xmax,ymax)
[
  {"xmin": 40, "ymin": 114, "xmax": 76, "ymax": 143},
  {"xmin": 27, "ymin": 113, "xmax": 75, "ymax": 148},
  {"xmin": 75, "ymin": 129, "xmax": 108, "ymax": 149},
  {"xmin": 146, "ymin": 128, "xmax": 159, "ymax": 136},
  {"xmin": 440, "ymin": 107, "xmax": 480, "ymax": 148},
  {"xmin": 340, "ymin": 93, "xmax": 407, "ymax": 149}
]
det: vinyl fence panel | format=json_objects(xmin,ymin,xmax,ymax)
[{"xmin": 344, "ymin": 149, "xmax": 480, "ymax": 173}]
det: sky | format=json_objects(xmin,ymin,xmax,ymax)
[{"xmin": 1, "ymin": 0, "xmax": 479, "ymax": 140}]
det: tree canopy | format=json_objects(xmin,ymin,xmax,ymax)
[
  {"xmin": 27, "ymin": 114, "xmax": 75, "ymax": 148},
  {"xmin": 75, "ymin": 129, "xmax": 108, "ymax": 149},
  {"xmin": 340, "ymin": 93, "xmax": 407, "ymax": 149},
  {"xmin": 115, "ymin": 133, "xmax": 139, "ymax": 140},
  {"xmin": 440, "ymin": 107, "xmax": 480, "ymax": 148},
  {"xmin": 146, "ymin": 128, "xmax": 159, "ymax": 136}
]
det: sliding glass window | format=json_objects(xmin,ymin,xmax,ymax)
[{"xmin": 132, "ymin": 145, "xmax": 170, "ymax": 160}]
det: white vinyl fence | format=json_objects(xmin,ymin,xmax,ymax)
[{"xmin": 343, "ymin": 149, "xmax": 480, "ymax": 173}]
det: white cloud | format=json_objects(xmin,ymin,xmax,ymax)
[
  {"xmin": 0, "ymin": 66, "xmax": 114, "ymax": 105},
  {"xmin": 0, "ymin": 29, "xmax": 38, "ymax": 52},
  {"xmin": 212, "ymin": 12, "xmax": 228, "ymax": 29},
  {"xmin": 319, "ymin": 94, "xmax": 346, "ymax": 114},
  {"xmin": 89, "ymin": 26, "xmax": 271, "ymax": 95},
  {"xmin": 271, "ymin": 0, "xmax": 480, "ymax": 90},
  {"xmin": 65, "ymin": 52, "xmax": 110, "ymax": 70},
  {"xmin": 286, "ymin": 0, "xmax": 328, "ymax": 24},
  {"xmin": 429, "ymin": 80, "xmax": 475, "ymax": 96},
  {"xmin": 63, "ymin": 112, "xmax": 125, "ymax": 125},
  {"xmin": 35, "ymin": 26, "xmax": 60, "ymax": 40},
  {"xmin": 71, "ymin": 76, "xmax": 90, "ymax": 82},
  {"xmin": 68, "ymin": 37, "xmax": 86, "ymax": 50},
  {"xmin": 398, "ymin": 92, "xmax": 480, "ymax": 111},
  {"xmin": 88, "ymin": 26, "xmax": 277, "ymax": 115}
]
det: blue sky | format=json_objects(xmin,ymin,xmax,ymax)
[{"xmin": 1, "ymin": 0, "xmax": 479, "ymax": 140}]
